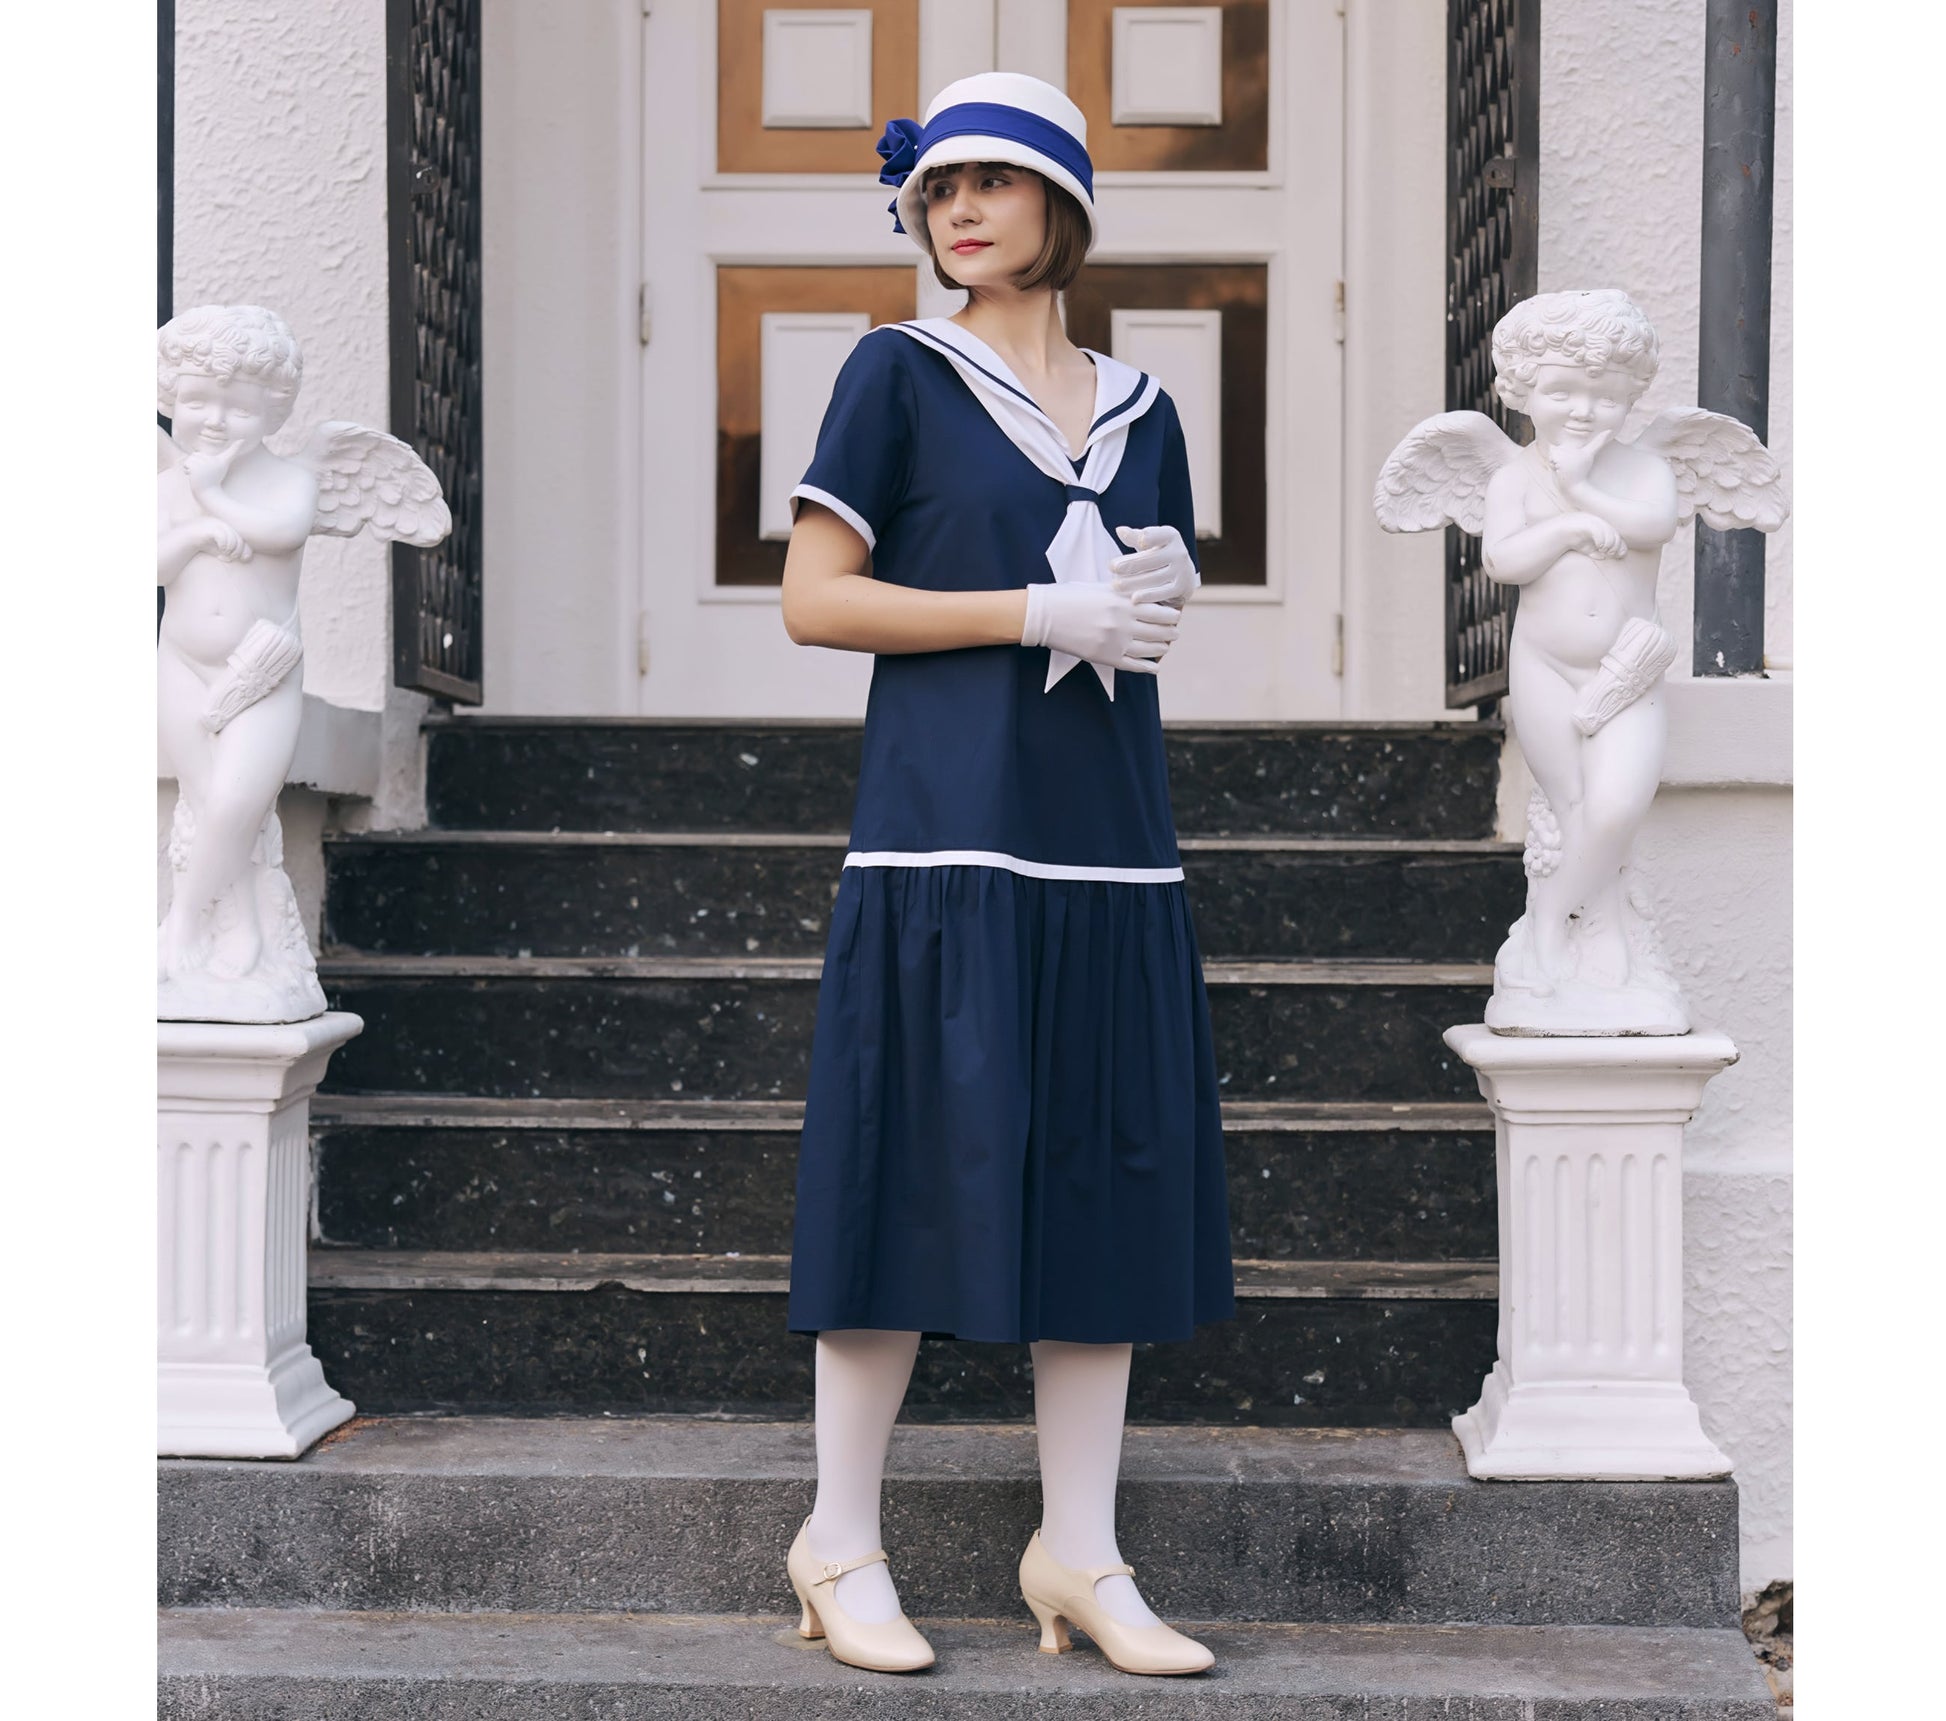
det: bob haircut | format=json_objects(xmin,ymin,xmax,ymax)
[{"xmin": 917, "ymin": 162, "xmax": 1090, "ymax": 296}]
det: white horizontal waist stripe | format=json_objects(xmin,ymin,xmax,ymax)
[{"xmin": 844, "ymin": 848, "xmax": 1185, "ymax": 883}]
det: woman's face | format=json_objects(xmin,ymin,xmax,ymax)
[{"xmin": 922, "ymin": 162, "xmax": 1047, "ymax": 291}]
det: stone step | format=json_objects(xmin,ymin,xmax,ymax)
[
  {"xmin": 310, "ymin": 1095, "xmax": 1497, "ymax": 1259},
  {"xmin": 320, "ymin": 831, "xmax": 1527, "ymax": 964},
  {"xmin": 157, "ymin": 1611, "xmax": 1774, "ymax": 1717},
  {"xmin": 303, "ymin": 1250, "xmax": 1497, "ymax": 1421},
  {"xmin": 316, "ymin": 955, "xmax": 1493, "ymax": 1103},
  {"xmin": 158, "ymin": 1417, "xmax": 1743, "ymax": 1627},
  {"xmin": 422, "ymin": 717, "xmax": 1506, "ymax": 840}
]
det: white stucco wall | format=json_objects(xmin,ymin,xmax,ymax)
[
  {"xmin": 1638, "ymin": 783, "xmax": 1793, "ymax": 1589},
  {"xmin": 171, "ymin": 0, "xmax": 429, "ymax": 827},
  {"xmin": 1538, "ymin": 0, "xmax": 1793, "ymax": 1590},
  {"xmin": 1540, "ymin": 0, "xmax": 1792, "ymax": 675}
]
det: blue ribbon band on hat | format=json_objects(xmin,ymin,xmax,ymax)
[{"xmin": 876, "ymin": 102, "xmax": 1095, "ymax": 234}]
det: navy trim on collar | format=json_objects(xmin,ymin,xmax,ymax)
[
  {"xmin": 894, "ymin": 322, "xmax": 1042, "ymax": 414},
  {"xmin": 896, "ymin": 320, "xmax": 1158, "ymax": 455},
  {"xmin": 1090, "ymin": 375, "xmax": 1153, "ymax": 435}
]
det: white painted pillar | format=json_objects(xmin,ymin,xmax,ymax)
[
  {"xmin": 1445, "ymin": 1024, "xmax": 1737, "ymax": 1481},
  {"xmin": 157, "ymin": 1012, "xmax": 363, "ymax": 1458}
]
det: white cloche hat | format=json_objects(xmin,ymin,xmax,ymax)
[{"xmin": 876, "ymin": 71, "xmax": 1098, "ymax": 253}]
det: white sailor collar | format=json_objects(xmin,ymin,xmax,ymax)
[{"xmin": 891, "ymin": 317, "xmax": 1158, "ymax": 462}]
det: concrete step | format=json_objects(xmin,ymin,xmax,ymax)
[
  {"xmin": 157, "ymin": 1418, "xmax": 1743, "ymax": 1628},
  {"xmin": 304, "ymin": 1253, "xmax": 1498, "ymax": 1422},
  {"xmin": 157, "ymin": 1610, "xmax": 1775, "ymax": 1718},
  {"xmin": 315, "ymin": 955, "xmax": 1493, "ymax": 1103},
  {"xmin": 320, "ymin": 830, "xmax": 1527, "ymax": 964},
  {"xmin": 311, "ymin": 1095, "xmax": 1497, "ymax": 1259},
  {"xmin": 422, "ymin": 717, "xmax": 1506, "ymax": 840}
]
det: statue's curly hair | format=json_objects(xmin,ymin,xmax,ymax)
[
  {"xmin": 157, "ymin": 305, "xmax": 303, "ymax": 421},
  {"xmin": 1491, "ymin": 289, "xmax": 1659, "ymax": 412}
]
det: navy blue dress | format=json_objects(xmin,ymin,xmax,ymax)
[{"xmin": 783, "ymin": 322, "xmax": 1236, "ymax": 1345}]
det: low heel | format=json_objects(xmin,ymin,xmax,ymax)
[
  {"xmin": 1024, "ymin": 1594, "xmax": 1072, "ymax": 1653},
  {"xmin": 792, "ymin": 1581, "xmax": 825, "ymax": 1639}
]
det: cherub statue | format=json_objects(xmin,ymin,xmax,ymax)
[
  {"xmin": 1373, "ymin": 289, "xmax": 1787, "ymax": 1035},
  {"xmin": 157, "ymin": 304, "xmax": 450, "ymax": 1022}
]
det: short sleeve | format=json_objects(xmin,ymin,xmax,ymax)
[
  {"xmin": 1156, "ymin": 391, "xmax": 1201, "ymax": 570},
  {"xmin": 789, "ymin": 330, "xmax": 914, "ymax": 552}
]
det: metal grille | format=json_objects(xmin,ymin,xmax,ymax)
[
  {"xmin": 387, "ymin": 0, "xmax": 484, "ymax": 702},
  {"xmin": 1445, "ymin": 0, "xmax": 1539, "ymax": 711}
]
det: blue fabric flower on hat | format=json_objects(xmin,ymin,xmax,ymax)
[{"xmin": 876, "ymin": 117, "xmax": 923, "ymax": 233}]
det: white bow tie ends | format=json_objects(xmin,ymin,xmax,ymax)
[
  {"xmin": 1020, "ymin": 512, "xmax": 1196, "ymax": 699},
  {"xmin": 1042, "ymin": 483, "xmax": 1133, "ymax": 697}
]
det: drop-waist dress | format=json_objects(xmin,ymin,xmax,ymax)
[{"xmin": 783, "ymin": 318, "xmax": 1236, "ymax": 1345}]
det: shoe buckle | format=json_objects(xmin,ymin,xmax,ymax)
[{"xmin": 822, "ymin": 1561, "xmax": 844, "ymax": 1579}]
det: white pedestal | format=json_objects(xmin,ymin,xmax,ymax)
[
  {"xmin": 157, "ymin": 1012, "xmax": 363, "ymax": 1458},
  {"xmin": 1444, "ymin": 1023, "xmax": 1738, "ymax": 1481}
]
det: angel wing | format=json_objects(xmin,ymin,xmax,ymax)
[
  {"xmin": 158, "ymin": 425, "xmax": 181, "ymax": 473},
  {"xmin": 1372, "ymin": 411, "xmax": 1524, "ymax": 537},
  {"xmin": 1629, "ymin": 407, "xmax": 1790, "ymax": 533},
  {"xmin": 299, "ymin": 421, "xmax": 453, "ymax": 545}
]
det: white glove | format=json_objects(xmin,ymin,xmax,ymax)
[
  {"xmin": 1020, "ymin": 581, "xmax": 1180, "ymax": 675},
  {"xmin": 1110, "ymin": 524, "xmax": 1200, "ymax": 609}
]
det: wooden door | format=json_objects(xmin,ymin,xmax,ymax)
[{"xmin": 636, "ymin": 0, "xmax": 1342, "ymax": 718}]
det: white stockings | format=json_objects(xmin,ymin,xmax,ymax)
[
  {"xmin": 804, "ymin": 1329, "xmax": 1160, "ymax": 1628},
  {"xmin": 804, "ymin": 1328, "xmax": 920, "ymax": 1624},
  {"xmin": 1028, "ymin": 1339, "xmax": 1160, "ymax": 1627}
]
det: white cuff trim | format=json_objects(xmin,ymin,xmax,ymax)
[
  {"xmin": 844, "ymin": 848, "xmax": 1185, "ymax": 883},
  {"xmin": 790, "ymin": 485, "xmax": 876, "ymax": 552}
]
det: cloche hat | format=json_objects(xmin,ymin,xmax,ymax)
[{"xmin": 876, "ymin": 71, "xmax": 1098, "ymax": 253}]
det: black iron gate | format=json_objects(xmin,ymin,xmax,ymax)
[
  {"xmin": 1445, "ymin": 0, "xmax": 1539, "ymax": 711},
  {"xmin": 386, "ymin": 0, "xmax": 484, "ymax": 703}
]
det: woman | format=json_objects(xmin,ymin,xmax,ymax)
[{"xmin": 777, "ymin": 71, "xmax": 1236, "ymax": 1677}]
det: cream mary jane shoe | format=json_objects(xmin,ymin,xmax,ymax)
[
  {"xmin": 786, "ymin": 1515, "xmax": 936, "ymax": 1672},
  {"xmin": 1017, "ymin": 1527, "xmax": 1215, "ymax": 1675}
]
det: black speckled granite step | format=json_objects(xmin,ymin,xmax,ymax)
[
  {"xmin": 304, "ymin": 1252, "xmax": 1496, "ymax": 1424},
  {"xmin": 321, "ymin": 831, "xmax": 1526, "ymax": 963},
  {"xmin": 158, "ymin": 1418, "xmax": 1746, "ymax": 1629},
  {"xmin": 311, "ymin": 1096, "xmax": 1496, "ymax": 1261},
  {"xmin": 314, "ymin": 956, "xmax": 1493, "ymax": 1103},
  {"xmin": 422, "ymin": 718, "xmax": 1505, "ymax": 840}
]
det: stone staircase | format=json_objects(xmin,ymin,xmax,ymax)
[{"xmin": 156, "ymin": 716, "xmax": 1774, "ymax": 1716}]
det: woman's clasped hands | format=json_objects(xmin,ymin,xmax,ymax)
[
  {"xmin": 1020, "ymin": 580, "xmax": 1180, "ymax": 675},
  {"xmin": 1018, "ymin": 524, "xmax": 1198, "ymax": 676}
]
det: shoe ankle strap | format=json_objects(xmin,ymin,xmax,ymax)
[
  {"xmin": 811, "ymin": 1546, "xmax": 889, "ymax": 1584},
  {"xmin": 1033, "ymin": 1531, "xmax": 1136, "ymax": 1587}
]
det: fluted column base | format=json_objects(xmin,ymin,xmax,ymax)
[
  {"xmin": 1454, "ymin": 1361, "xmax": 1732, "ymax": 1480},
  {"xmin": 157, "ymin": 1012, "xmax": 363, "ymax": 1459},
  {"xmin": 1444, "ymin": 1023, "xmax": 1738, "ymax": 1483}
]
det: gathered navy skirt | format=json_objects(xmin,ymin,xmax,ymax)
[{"xmin": 785, "ymin": 863, "xmax": 1237, "ymax": 1344}]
